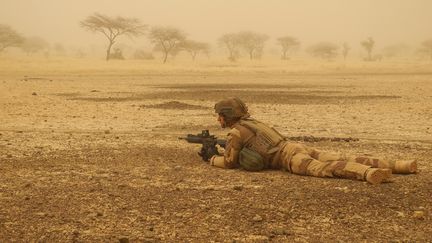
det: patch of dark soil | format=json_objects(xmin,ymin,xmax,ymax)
[
  {"xmin": 287, "ymin": 135, "xmax": 359, "ymax": 142},
  {"xmin": 56, "ymin": 83, "xmax": 398, "ymax": 104},
  {"xmin": 69, "ymin": 96, "xmax": 144, "ymax": 102},
  {"xmin": 159, "ymin": 83, "xmax": 316, "ymax": 90},
  {"xmin": 21, "ymin": 77, "xmax": 53, "ymax": 81},
  {"xmin": 137, "ymin": 90, "xmax": 401, "ymax": 105},
  {"xmin": 157, "ymin": 84, "xmax": 358, "ymax": 97},
  {"xmin": 140, "ymin": 101, "xmax": 208, "ymax": 110},
  {"xmin": 53, "ymin": 92, "xmax": 81, "ymax": 97},
  {"xmin": 106, "ymin": 91, "xmax": 135, "ymax": 94},
  {"xmin": 67, "ymin": 90, "xmax": 400, "ymax": 105}
]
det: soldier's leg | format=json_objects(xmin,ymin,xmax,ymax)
[
  {"xmin": 346, "ymin": 155, "xmax": 417, "ymax": 174},
  {"xmin": 291, "ymin": 153, "xmax": 391, "ymax": 184},
  {"xmin": 309, "ymin": 148, "xmax": 416, "ymax": 174},
  {"xmin": 280, "ymin": 143, "xmax": 391, "ymax": 184},
  {"xmin": 308, "ymin": 148, "xmax": 345, "ymax": 162}
]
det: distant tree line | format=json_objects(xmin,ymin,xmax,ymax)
[
  {"xmin": 0, "ymin": 24, "xmax": 51, "ymax": 56},
  {"xmin": 2, "ymin": 13, "xmax": 432, "ymax": 62}
]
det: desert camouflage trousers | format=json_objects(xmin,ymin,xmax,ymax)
[{"xmin": 277, "ymin": 142, "xmax": 395, "ymax": 181}]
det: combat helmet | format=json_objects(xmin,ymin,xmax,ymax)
[{"xmin": 214, "ymin": 97, "xmax": 250, "ymax": 119}]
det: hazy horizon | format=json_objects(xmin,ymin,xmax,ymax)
[{"xmin": 1, "ymin": 0, "xmax": 432, "ymax": 55}]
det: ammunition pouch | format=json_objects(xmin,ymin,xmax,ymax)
[{"xmin": 239, "ymin": 147, "xmax": 265, "ymax": 171}]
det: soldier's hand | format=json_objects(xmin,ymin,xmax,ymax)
[{"xmin": 198, "ymin": 146, "xmax": 219, "ymax": 162}]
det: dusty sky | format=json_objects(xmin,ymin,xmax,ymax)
[{"xmin": 1, "ymin": 0, "xmax": 431, "ymax": 50}]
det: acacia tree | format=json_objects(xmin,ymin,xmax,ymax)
[
  {"xmin": 21, "ymin": 36, "xmax": 49, "ymax": 55},
  {"xmin": 218, "ymin": 33, "xmax": 241, "ymax": 62},
  {"xmin": 237, "ymin": 31, "xmax": 268, "ymax": 60},
  {"xmin": 80, "ymin": 13, "xmax": 146, "ymax": 61},
  {"xmin": 307, "ymin": 42, "xmax": 339, "ymax": 61},
  {"xmin": 361, "ymin": 37, "xmax": 375, "ymax": 61},
  {"xmin": 0, "ymin": 24, "xmax": 24, "ymax": 53},
  {"xmin": 342, "ymin": 42, "xmax": 350, "ymax": 61},
  {"xmin": 148, "ymin": 26, "xmax": 186, "ymax": 63},
  {"xmin": 418, "ymin": 39, "xmax": 432, "ymax": 60},
  {"xmin": 180, "ymin": 40, "xmax": 210, "ymax": 61},
  {"xmin": 277, "ymin": 36, "xmax": 300, "ymax": 60}
]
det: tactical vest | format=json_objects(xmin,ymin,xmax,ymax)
[{"xmin": 237, "ymin": 119, "xmax": 285, "ymax": 170}]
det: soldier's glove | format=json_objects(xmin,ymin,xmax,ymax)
[{"xmin": 198, "ymin": 145, "xmax": 219, "ymax": 162}]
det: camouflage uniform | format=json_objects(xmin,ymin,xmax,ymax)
[{"xmin": 210, "ymin": 97, "xmax": 417, "ymax": 184}]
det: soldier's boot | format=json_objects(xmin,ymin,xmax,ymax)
[
  {"xmin": 390, "ymin": 160, "xmax": 417, "ymax": 174},
  {"xmin": 365, "ymin": 168, "xmax": 392, "ymax": 185}
]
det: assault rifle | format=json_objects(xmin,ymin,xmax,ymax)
[{"xmin": 179, "ymin": 130, "xmax": 226, "ymax": 162}]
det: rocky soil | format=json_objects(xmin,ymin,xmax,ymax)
[{"xmin": 0, "ymin": 62, "xmax": 431, "ymax": 242}]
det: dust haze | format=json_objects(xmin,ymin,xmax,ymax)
[
  {"xmin": 1, "ymin": 0, "xmax": 432, "ymax": 58},
  {"xmin": 0, "ymin": 1, "xmax": 431, "ymax": 242}
]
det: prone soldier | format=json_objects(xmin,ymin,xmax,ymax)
[{"xmin": 195, "ymin": 97, "xmax": 417, "ymax": 184}]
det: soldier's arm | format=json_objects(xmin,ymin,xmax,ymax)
[{"xmin": 209, "ymin": 128, "xmax": 242, "ymax": 169}]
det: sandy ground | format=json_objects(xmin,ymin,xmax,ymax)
[{"xmin": 0, "ymin": 58, "xmax": 431, "ymax": 242}]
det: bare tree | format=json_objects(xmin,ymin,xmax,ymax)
[
  {"xmin": 361, "ymin": 37, "xmax": 375, "ymax": 61},
  {"xmin": 342, "ymin": 42, "xmax": 350, "ymax": 61},
  {"xmin": 307, "ymin": 42, "xmax": 339, "ymax": 61},
  {"xmin": 277, "ymin": 36, "xmax": 300, "ymax": 60},
  {"xmin": 418, "ymin": 39, "xmax": 432, "ymax": 60},
  {"xmin": 21, "ymin": 36, "xmax": 49, "ymax": 55},
  {"xmin": 148, "ymin": 26, "xmax": 186, "ymax": 63},
  {"xmin": 218, "ymin": 33, "xmax": 241, "ymax": 62},
  {"xmin": 180, "ymin": 40, "xmax": 210, "ymax": 61},
  {"xmin": 0, "ymin": 24, "xmax": 24, "ymax": 53},
  {"xmin": 237, "ymin": 31, "xmax": 268, "ymax": 60},
  {"xmin": 80, "ymin": 13, "xmax": 146, "ymax": 61}
]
